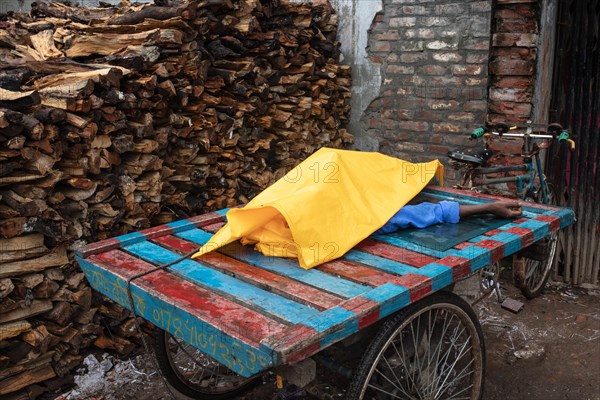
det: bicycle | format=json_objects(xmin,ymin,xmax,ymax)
[{"xmin": 447, "ymin": 122, "xmax": 575, "ymax": 299}]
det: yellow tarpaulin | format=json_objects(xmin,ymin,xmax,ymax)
[{"xmin": 193, "ymin": 148, "xmax": 444, "ymax": 269}]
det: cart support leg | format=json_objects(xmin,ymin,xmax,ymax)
[{"xmin": 277, "ymin": 358, "xmax": 316, "ymax": 389}]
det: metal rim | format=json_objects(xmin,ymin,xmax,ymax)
[
  {"xmin": 358, "ymin": 303, "xmax": 484, "ymax": 400},
  {"xmin": 163, "ymin": 331, "xmax": 255, "ymax": 395}
]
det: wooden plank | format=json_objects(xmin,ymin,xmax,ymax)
[
  {"xmin": 91, "ymin": 250, "xmax": 288, "ymax": 343},
  {"xmin": 122, "ymin": 241, "xmax": 320, "ymax": 324},
  {"xmin": 77, "ymin": 212, "xmax": 224, "ymax": 257},
  {"xmin": 80, "ymin": 252, "xmax": 283, "ymax": 377},
  {"xmin": 264, "ymin": 282, "xmax": 412, "ymax": 364},
  {"xmin": 154, "ymin": 235, "xmax": 344, "ymax": 310},
  {"xmin": 175, "ymin": 228, "xmax": 368, "ymax": 299},
  {"xmin": 317, "ymin": 259, "xmax": 411, "ymax": 287},
  {"xmin": 355, "ymin": 238, "xmax": 437, "ymax": 267}
]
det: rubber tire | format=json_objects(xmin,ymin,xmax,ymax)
[
  {"xmin": 518, "ymin": 184, "xmax": 558, "ymax": 299},
  {"xmin": 346, "ymin": 292, "xmax": 486, "ymax": 400},
  {"xmin": 153, "ymin": 328, "xmax": 260, "ymax": 400}
]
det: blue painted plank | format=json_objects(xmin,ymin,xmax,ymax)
[
  {"xmin": 176, "ymin": 228, "xmax": 368, "ymax": 299},
  {"xmin": 343, "ymin": 249, "xmax": 420, "ymax": 276},
  {"xmin": 417, "ymin": 263, "xmax": 454, "ymax": 290},
  {"xmin": 123, "ymin": 241, "xmax": 319, "ymax": 324},
  {"xmin": 361, "ymin": 283, "xmax": 411, "ymax": 318},
  {"xmin": 77, "ymin": 256, "xmax": 274, "ymax": 377},
  {"xmin": 515, "ymin": 219, "xmax": 550, "ymax": 240},
  {"xmin": 488, "ymin": 231, "xmax": 522, "ymax": 256},
  {"xmin": 301, "ymin": 307, "xmax": 359, "ymax": 347},
  {"xmin": 371, "ymin": 234, "xmax": 449, "ymax": 259},
  {"xmin": 448, "ymin": 245, "xmax": 491, "ymax": 272}
]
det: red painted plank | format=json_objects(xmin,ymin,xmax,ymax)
[
  {"xmin": 91, "ymin": 250, "xmax": 288, "ymax": 345},
  {"xmin": 454, "ymin": 242, "xmax": 471, "ymax": 250},
  {"xmin": 317, "ymin": 259, "xmax": 409, "ymax": 287},
  {"xmin": 436, "ymin": 256, "xmax": 472, "ymax": 280},
  {"xmin": 505, "ymin": 227, "xmax": 535, "ymax": 248},
  {"xmin": 533, "ymin": 215, "xmax": 561, "ymax": 231},
  {"xmin": 264, "ymin": 325, "xmax": 317, "ymax": 363},
  {"xmin": 79, "ymin": 213, "xmax": 224, "ymax": 257},
  {"xmin": 474, "ymin": 239, "xmax": 505, "ymax": 263},
  {"xmin": 485, "ymin": 229, "xmax": 503, "ymax": 236},
  {"xmin": 356, "ymin": 239, "xmax": 437, "ymax": 267},
  {"xmin": 203, "ymin": 222, "xmax": 226, "ymax": 233},
  {"xmin": 153, "ymin": 235, "xmax": 345, "ymax": 310},
  {"xmin": 395, "ymin": 273, "xmax": 432, "ymax": 302},
  {"xmin": 286, "ymin": 342, "xmax": 322, "ymax": 365},
  {"xmin": 79, "ymin": 238, "xmax": 120, "ymax": 258},
  {"xmin": 340, "ymin": 296, "xmax": 380, "ymax": 330}
]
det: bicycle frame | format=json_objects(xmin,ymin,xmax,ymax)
[
  {"xmin": 473, "ymin": 153, "xmax": 550, "ymax": 203},
  {"xmin": 457, "ymin": 131, "xmax": 552, "ymax": 203}
]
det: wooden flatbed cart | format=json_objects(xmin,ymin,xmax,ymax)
[{"xmin": 76, "ymin": 187, "xmax": 574, "ymax": 400}]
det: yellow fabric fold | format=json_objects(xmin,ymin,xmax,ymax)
[{"xmin": 193, "ymin": 148, "xmax": 444, "ymax": 269}]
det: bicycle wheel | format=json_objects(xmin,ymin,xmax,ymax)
[
  {"xmin": 517, "ymin": 184, "xmax": 558, "ymax": 299},
  {"xmin": 346, "ymin": 292, "xmax": 485, "ymax": 400},
  {"xmin": 153, "ymin": 328, "xmax": 260, "ymax": 399}
]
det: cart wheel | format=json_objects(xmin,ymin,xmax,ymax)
[
  {"xmin": 153, "ymin": 328, "xmax": 260, "ymax": 399},
  {"xmin": 346, "ymin": 292, "xmax": 485, "ymax": 400},
  {"xmin": 517, "ymin": 184, "xmax": 558, "ymax": 299}
]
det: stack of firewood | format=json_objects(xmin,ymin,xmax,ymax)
[{"xmin": 0, "ymin": 0, "xmax": 351, "ymax": 397}]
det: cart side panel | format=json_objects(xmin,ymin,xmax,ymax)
[{"xmin": 77, "ymin": 255, "xmax": 278, "ymax": 377}]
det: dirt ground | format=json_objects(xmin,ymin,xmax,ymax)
[{"xmin": 54, "ymin": 280, "xmax": 599, "ymax": 400}]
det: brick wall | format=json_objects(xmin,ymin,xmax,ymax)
[
  {"xmin": 362, "ymin": 1, "xmax": 493, "ymax": 182},
  {"xmin": 488, "ymin": 0, "xmax": 539, "ymax": 124},
  {"xmin": 486, "ymin": 0, "xmax": 540, "ymax": 159}
]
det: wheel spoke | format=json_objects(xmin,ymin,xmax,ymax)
[
  {"xmin": 354, "ymin": 296, "xmax": 483, "ymax": 400},
  {"xmin": 371, "ymin": 366, "xmax": 419, "ymax": 400},
  {"xmin": 434, "ymin": 338, "xmax": 473, "ymax": 398}
]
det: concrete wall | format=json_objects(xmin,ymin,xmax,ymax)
[{"xmin": 329, "ymin": 0, "xmax": 383, "ymax": 151}]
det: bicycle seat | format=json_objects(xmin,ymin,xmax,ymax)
[{"xmin": 447, "ymin": 149, "xmax": 493, "ymax": 166}]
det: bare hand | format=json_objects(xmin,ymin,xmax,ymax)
[{"xmin": 487, "ymin": 201, "xmax": 522, "ymax": 219}]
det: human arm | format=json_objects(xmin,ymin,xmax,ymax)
[
  {"xmin": 375, "ymin": 200, "xmax": 522, "ymax": 235},
  {"xmin": 458, "ymin": 201, "xmax": 522, "ymax": 219}
]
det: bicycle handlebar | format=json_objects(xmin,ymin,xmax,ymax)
[
  {"xmin": 469, "ymin": 124, "xmax": 576, "ymax": 150},
  {"xmin": 470, "ymin": 127, "xmax": 486, "ymax": 139}
]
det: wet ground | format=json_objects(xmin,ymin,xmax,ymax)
[{"xmin": 56, "ymin": 281, "xmax": 599, "ymax": 400}]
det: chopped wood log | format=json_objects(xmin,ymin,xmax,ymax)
[
  {"xmin": 93, "ymin": 335, "xmax": 135, "ymax": 355},
  {"xmin": 0, "ymin": 278, "xmax": 15, "ymax": 298},
  {"xmin": 43, "ymin": 302, "xmax": 75, "ymax": 326},
  {"xmin": 0, "ymin": 364, "xmax": 56, "ymax": 396},
  {"xmin": 0, "ymin": 0, "xmax": 351, "ymax": 393},
  {"xmin": 0, "ymin": 234, "xmax": 48, "ymax": 264},
  {"xmin": 108, "ymin": 3, "xmax": 196, "ymax": 26},
  {"xmin": 0, "ymin": 300, "xmax": 53, "ymax": 324},
  {"xmin": 0, "ymin": 89, "xmax": 40, "ymax": 109},
  {"xmin": 0, "ymin": 247, "xmax": 68, "ymax": 278},
  {"xmin": 0, "ymin": 321, "xmax": 32, "ymax": 342}
]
